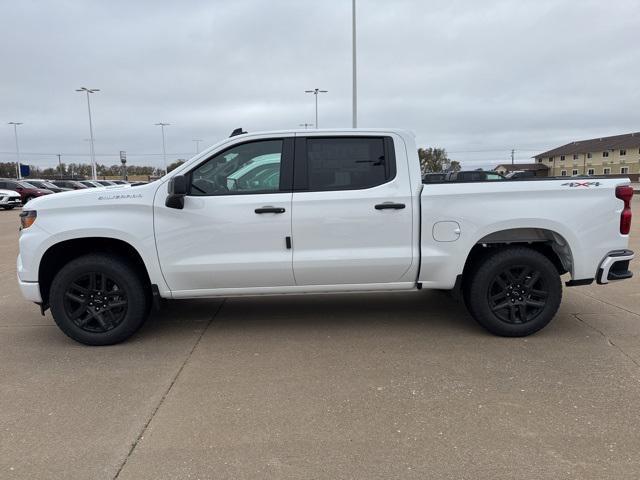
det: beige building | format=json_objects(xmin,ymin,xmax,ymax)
[{"xmin": 534, "ymin": 132, "xmax": 640, "ymax": 181}]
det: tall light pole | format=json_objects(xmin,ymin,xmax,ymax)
[
  {"xmin": 75, "ymin": 87, "xmax": 100, "ymax": 180},
  {"xmin": 352, "ymin": 0, "xmax": 358, "ymax": 128},
  {"xmin": 305, "ymin": 88, "xmax": 328, "ymax": 128},
  {"xmin": 192, "ymin": 139, "xmax": 203, "ymax": 154},
  {"xmin": 155, "ymin": 122, "xmax": 170, "ymax": 175},
  {"xmin": 8, "ymin": 122, "xmax": 23, "ymax": 179}
]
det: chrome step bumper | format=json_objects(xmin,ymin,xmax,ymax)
[{"xmin": 597, "ymin": 249, "xmax": 634, "ymax": 285}]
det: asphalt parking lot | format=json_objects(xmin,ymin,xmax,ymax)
[{"xmin": 1, "ymin": 199, "xmax": 639, "ymax": 480}]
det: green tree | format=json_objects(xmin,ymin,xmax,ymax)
[
  {"xmin": 167, "ymin": 159, "xmax": 185, "ymax": 172},
  {"xmin": 0, "ymin": 162, "xmax": 18, "ymax": 177},
  {"xmin": 417, "ymin": 148, "xmax": 460, "ymax": 174}
]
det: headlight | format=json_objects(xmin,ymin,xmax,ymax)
[{"xmin": 20, "ymin": 210, "xmax": 37, "ymax": 229}]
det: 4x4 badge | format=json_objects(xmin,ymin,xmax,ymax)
[{"xmin": 561, "ymin": 181, "xmax": 601, "ymax": 188}]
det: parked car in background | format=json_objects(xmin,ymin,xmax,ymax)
[
  {"xmin": 447, "ymin": 170, "xmax": 505, "ymax": 182},
  {"xmin": 0, "ymin": 179, "xmax": 53, "ymax": 204},
  {"xmin": 0, "ymin": 188, "xmax": 22, "ymax": 210},
  {"xmin": 25, "ymin": 180, "xmax": 72, "ymax": 193},
  {"xmin": 422, "ymin": 171, "xmax": 506, "ymax": 183},
  {"xmin": 505, "ymin": 170, "xmax": 536, "ymax": 180},
  {"xmin": 94, "ymin": 180, "xmax": 118, "ymax": 186},
  {"xmin": 422, "ymin": 173, "xmax": 447, "ymax": 183},
  {"xmin": 78, "ymin": 180, "xmax": 103, "ymax": 188},
  {"xmin": 49, "ymin": 180, "xmax": 89, "ymax": 190},
  {"xmin": 110, "ymin": 180, "xmax": 129, "ymax": 185}
]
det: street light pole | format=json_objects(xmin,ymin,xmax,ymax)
[
  {"xmin": 352, "ymin": 0, "xmax": 357, "ymax": 128},
  {"xmin": 304, "ymin": 88, "xmax": 328, "ymax": 128},
  {"xmin": 193, "ymin": 139, "xmax": 203, "ymax": 154},
  {"xmin": 155, "ymin": 123, "xmax": 170, "ymax": 175},
  {"xmin": 8, "ymin": 122, "xmax": 23, "ymax": 179},
  {"xmin": 57, "ymin": 154, "xmax": 63, "ymax": 179},
  {"xmin": 75, "ymin": 87, "xmax": 100, "ymax": 180}
]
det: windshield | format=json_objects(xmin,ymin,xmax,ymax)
[{"xmin": 18, "ymin": 181, "xmax": 36, "ymax": 188}]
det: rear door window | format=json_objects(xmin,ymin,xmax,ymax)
[{"xmin": 297, "ymin": 137, "xmax": 395, "ymax": 191}]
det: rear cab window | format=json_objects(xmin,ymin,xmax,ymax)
[{"xmin": 294, "ymin": 136, "xmax": 396, "ymax": 191}]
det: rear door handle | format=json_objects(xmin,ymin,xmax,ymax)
[
  {"xmin": 375, "ymin": 202, "xmax": 406, "ymax": 210},
  {"xmin": 255, "ymin": 206, "xmax": 285, "ymax": 214}
]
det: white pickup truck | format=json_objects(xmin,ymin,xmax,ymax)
[{"xmin": 17, "ymin": 129, "xmax": 634, "ymax": 345}]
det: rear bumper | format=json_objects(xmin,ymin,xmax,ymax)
[{"xmin": 597, "ymin": 249, "xmax": 634, "ymax": 285}]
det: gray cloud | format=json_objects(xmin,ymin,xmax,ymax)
[{"xmin": 1, "ymin": 0, "xmax": 639, "ymax": 169}]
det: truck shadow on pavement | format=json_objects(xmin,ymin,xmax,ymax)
[{"xmin": 141, "ymin": 291, "xmax": 480, "ymax": 340}]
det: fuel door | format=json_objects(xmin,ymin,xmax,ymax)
[{"xmin": 432, "ymin": 221, "xmax": 461, "ymax": 242}]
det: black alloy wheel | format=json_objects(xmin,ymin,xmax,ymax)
[
  {"xmin": 487, "ymin": 265, "xmax": 548, "ymax": 325},
  {"xmin": 49, "ymin": 254, "xmax": 149, "ymax": 345},
  {"xmin": 62, "ymin": 271, "xmax": 128, "ymax": 333},
  {"xmin": 465, "ymin": 247, "xmax": 562, "ymax": 337}
]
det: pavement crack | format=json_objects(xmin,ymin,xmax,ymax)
[
  {"xmin": 112, "ymin": 299, "xmax": 226, "ymax": 479},
  {"xmin": 573, "ymin": 313, "xmax": 640, "ymax": 368},
  {"xmin": 572, "ymin": 289, "xmax": 640, "ymax": 318}
]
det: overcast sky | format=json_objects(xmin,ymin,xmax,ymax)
[{"xmin": 1, "ymin": 0, "xmax": 639, "ymax": 170}]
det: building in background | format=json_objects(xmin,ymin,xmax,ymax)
[
  {"xmin": 534, "ymin": 132, "xmax": 640, "ymax": 180},
  {"xmin": 494, "ymin": 163, "xmax": 549, "ymax": 177}
]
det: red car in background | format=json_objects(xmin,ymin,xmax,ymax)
[{"xmin": 0, "ymin": 179, "xmax": 54, "ymax": 204}]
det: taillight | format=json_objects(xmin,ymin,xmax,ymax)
[{"xmin": 616, "ymin": 185, "xmax": 633, "ymax": 235}]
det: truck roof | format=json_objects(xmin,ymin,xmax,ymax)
[{"xmin": 227, "ymin": 128, "xmax": 416, "ymax": 137}]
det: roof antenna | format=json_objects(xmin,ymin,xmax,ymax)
[{"xmin": 230, "ymin": 127, "xmax": 247, "ymax": 137}]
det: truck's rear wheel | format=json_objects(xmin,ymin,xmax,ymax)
[
  {"xmin": 49, "ymin": 254, "xmax": 149, "ymax": 345},
  {"xmin": 465, "ymin": 247, "xmax": 562, "ymax": 336}
]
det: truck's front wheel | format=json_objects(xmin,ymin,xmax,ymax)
[
  {"xmin": 465, "ymin": 247, "xmax": 562, "ymax": 337},
  {"xmin": 49, "ymin": 254, "xmax": 149, "ymax": 345}
]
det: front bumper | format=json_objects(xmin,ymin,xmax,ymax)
[
  {"xmin": 18, "ymin": 278, "xmax": 42, "ymax": 303},
  {"xmin": 0, "ymin": 197, "xmax": 21, "ymax": 207},
  {"xmin": 597, "ymin": 249, "xmax": 634, "ymax": 284}
]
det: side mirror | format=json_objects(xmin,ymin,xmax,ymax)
[{"xmin": 166, "ymin": 175, "xmax": 187, "ymax": 209}]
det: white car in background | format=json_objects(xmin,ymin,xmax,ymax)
[{"xmin": 0, "ymin": 188, "xmax": 22, "ymax": 210}]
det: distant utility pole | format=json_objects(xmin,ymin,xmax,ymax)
[
  {"xmin": 305, "ymin": 88, "xmax": 328, "ymax": 128},
  {"xmin": 511, "ymin": 149, "xmax": 515, "ymax": 165},
  {"xmin": 352, "ymin": 0, "xmax": 357, "ymax": 128},
  {"xmin": 154, "ymin": 122, "xmax": 170, "ymax": 175},
  {"xmin": 8, "ymin": 122, "xmax": 23, "ymax": 179},
  {"xmin": 299, "ymin": 123, "xmax": 314, "ymax": 129},
  {"xmin": 75, "ymin": 87, "xmax": 100, "ymax": 180},
  {"xmin": 57, "ymin": 154, "xmax": 63, "ymax": 179},
  {"xmin": 193, "ymin": 139, "xmax": 203, "ymax": 154}
]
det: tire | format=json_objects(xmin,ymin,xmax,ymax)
[
  {"xmin": 2, "ymin": 206, "xmax": 15, "ymax": 210},
  {"xmin": 465, "ymin": 247, "xmax": 562, "ymax": 337},
  {"xmin": 49, "ymin": 254, "xmax": 149, "ymax": 345}
]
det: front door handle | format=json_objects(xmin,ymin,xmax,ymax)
[
  {"xmin": 375, "ymin": 202, "xmax": 406, "ymax": 210},
  {"xmin": 255, "ymin": 206, "xmax": 285, "ymax": 214}
]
